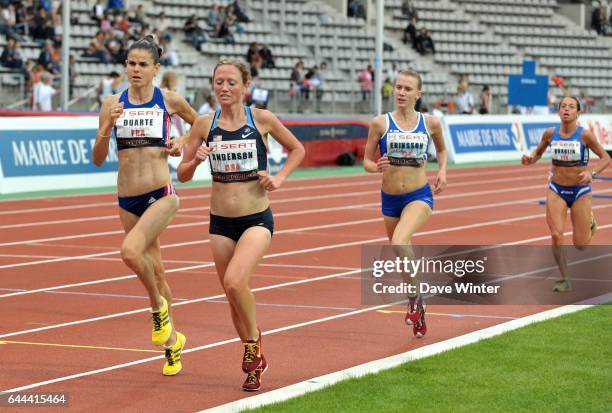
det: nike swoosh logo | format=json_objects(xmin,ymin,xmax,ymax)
[{"xmin": 241, "ymin": 132, "xmax": 254, "ymax": 139}]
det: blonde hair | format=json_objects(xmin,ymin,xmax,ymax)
[
  {"xmin": 212, "ymin": 59, "xmax": 251, "ymax": 85},
  {"xmin": 161, "ymin": 71, "xmax": 178, "ymax": 91},
  {"xmin": 396, "ymin": 69, "xmax": 422, "ymax": 90}
]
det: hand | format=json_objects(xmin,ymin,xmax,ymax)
[
  {"xmin": 521, "ymin": 154, "xmax": 535, "ymax": 165},
  {"xmin": 433, "ymin": 169, "xmax": 447, "ymax": 194},
  {"xmin": 194, "ymin": 144, "xmax": 213, "ymax": 165},
  {"xmin": 577, "ymin": 170, "xmax": 592, "ymax": 185},
  {"xmin": 109, "ymin": 101, "xmax": 124, "ymax": 124},
  {"xmin": 165, "ymin": 138, "xmax": 181, "ymax": 156},
  {"xmin": 376, "ymin": 155, "xmax": 391, "ymax": 173},
  {"xmin": 258, "ymin": 171, "xmax": 283, "ymax": 191}
]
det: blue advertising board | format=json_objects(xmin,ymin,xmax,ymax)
[
  {"xmin": 508, "ymin": 60, "xmax": 548, "ymax": 107},
  {"xmin": 448, "ymin": 123, "xmax": 520, "ymax": 154},
  {"xmin": 521, "ymin": 122, "xmax": 559, "ymax": 149},
  {"xmin": 0, "ymin": 129, "xmax": 118, "ymax": 177}
]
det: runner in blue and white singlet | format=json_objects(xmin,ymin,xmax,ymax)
[
  {"xmin": 364, "ymin": 69, "xmax": 448, "ymax": 340},
  {"xmin": 522, "ymin": 96, "xmax": 610, "ymax": 292},
  {"xmin": 93, "ymin": 35, "xmax": 198, "ymax": 375}
]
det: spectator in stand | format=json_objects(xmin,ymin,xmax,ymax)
[
  {"xmin": 198, "ymin": 94, "xmax": 217, "ymax": 115},
  {"xmin": 403, "ymin": 16, "xmax": 417, "ymax": 49},
  {"xmin": 68, "ymin": 54, "xmax": 78, "ymax": 99},
  {"xmin": 31, "ymin": 6, "xmax": 54, "ymax": 41},
  {"xmin": 96, "ymin": 70, "xmax": 122, "ymax": 108},
  {"xmin": 347, "ymin": 0, "xmax": 366, "ymax": 19},
  {"xmin": 303, "ymin": 65, "xmax": 319, "ymax": 101},
  {"xmin": 159, "ymin": 34, "xmax": 179, "ymax": 67},
  {"xmin": 184, "ymin": 14, "xmax": 207, "ymax": 50},
  {"xmin": 156, "ymin": 12, "xmax": 169, "ymax": 37},
  {"xmin": 387, "ymin": 62, "xmax": 398, "ymax": 84},
  {"xmin": 130, "ymin": 4, "xmax": 147, "ymax": 27},
  {"xmin": 33, "ymin": 71, "xmax": 56, "ymax": 111},
  {"xmin": 313, "ymin": 61, "xmax": 327, "ymax": 106},
  {"xmin": 38, "ymin": 39, "xmax": 59, "ymax": 74},
  {"xmin": 289, "ymin": 60, "xmax": 304, "ymax": 112},
  {"xmin": 401, "ymin": 0, "xmax": 418, "ymax": 21},
  {"xmin": 105, "ymin": 30, "xmax": 125, "ymax": 63},
  {"xmin": 478, "ymin": 85, "xmax": 490, "ymax": 114},
  {"xmin": 215, "ymin": 15, "xmax": 235, "ymax": 43},
  {"xmin": 415, "ymin": 27, "xmax": 435, "ymax": 55},
  {"xmin": 246, "ymin": 42, "xmax": 261, "ymax": 66},
  {"xmin": 91, "ymin": 0, "xmax": 106, "ymax": 23},
  {"xmin": 259, "ymin": 44, "xmax": 275, "ymax": 68},
  {"xmin": 1, "ymin": 37, "xmax": 24, "ymax": 69},
  {"xmin": 13, "ymin": 3, "xmax": 30, "ymax": 37},
  {"xmin": 359, "ymin": 64, "xmax": 374, "ymax": 108},
  {"xmin": 591, "ymin": 6, "xmax": 605, "ymax": 35},
  {"xmin": 233, "ymin": 1, "xmax": 250, "ymax": 23},
  {"xmin": 116, "ymin": 10, "xmax": 130, "ymax": 34},
  {"xmin": 100, "ymin": 11, "xmax": 113, "ymax": 32},
  {"xmin": 208, "ymin": 4, "xmax": 221, "ymax": 29},
  {"xmin": 455, "ymin": 80, "xmax": 474, "ymax": 114},
  {"xmin": 83, "ymin": 31, "xmax": 111, "ymax": 63},
  {"xmin": 0, "ymin": 4, "xmax": 16, "ymax": 37},
  {"xmin": 578, "ymin": 90, "xmax": 593, "ymax": 113},
  {"xmin": 224, "ymin": 4, "xmax": 245, "ymax": 34}
]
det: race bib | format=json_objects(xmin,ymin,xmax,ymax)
[
  {"xmin": 386, "ymin": 132, "xmax": 428, "ymax": 166},
  {"xmin": 551, "ymin": 140, "xmax": 582, "ymax": 166},
  {"xmin": 115, "ymin": 108, "xmax": 165, "ymax": 147},
  {"xmin": 209, "ymin": 139, "xmax": 258, "ymax": 181}
]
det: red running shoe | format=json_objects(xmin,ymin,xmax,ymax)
[
  {"xmin": 404, "ymin": 302, "xmax": 419, "ymax": 325},
  {"xmin": 413, "ymin": 307, "xmax": 427, "ymax": 338},
  {"xmin": 242, "ymin": 331, "xmax": 263, "ymax": 373},
  {"xmin": 242, "ymin": 355, "xmax": 268, "ymax": 392}
]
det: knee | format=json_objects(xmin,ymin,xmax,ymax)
[
  {"xmin": 223, "ymin": 276, "xmax": 245, "ymax": 300},
  {"xmin": 391, "ymin": 236, "xmax": 411, "ymax": 247},
  {"xmin": 572, "ymin": 235, "xmax": 590, "ymax": 250},
  {"xmin": 550, "ymin": 231, "xmax": 564, "ymax": 246},
  {"xmin": 120, "ymin": 243, "xmax": 140, "ymax": 267}
]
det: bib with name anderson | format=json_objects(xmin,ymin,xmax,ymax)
[{"xmin": 206, "ymin": 106, "xmax": 268, "ymax": 182}]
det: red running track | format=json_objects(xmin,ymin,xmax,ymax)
[{"xmin": 0, "ymin": 164, "xmax": 611, "ymax": 412}]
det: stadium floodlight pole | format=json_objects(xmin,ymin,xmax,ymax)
[
  {"xmin": 60, "ymin": 0, "xmax": 70, "ymax": 111},
  {"xmin": 374, "ymin": 0, "xmax": 384, "ymax": 115}
]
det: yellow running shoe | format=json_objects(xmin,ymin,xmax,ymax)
[
  {"xmin": 151, "ymin": 296, "xmax": 172, "ymax": 346},
  {"xmin": 553, "ymin": 280, "xmax": 572, "ymax": 292},
  {"xmin": 590, "ymin": 212, "xmax": 597, "ymax": 238},
  {"xmin": 163, "ymin": 332, "xmax": 186, "ymax": 376}
]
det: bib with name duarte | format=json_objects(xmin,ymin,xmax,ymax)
[{"xmin": 114, "ymin": 108, "xmax": 167, "ymax": 149}]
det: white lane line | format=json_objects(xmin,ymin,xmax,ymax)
[
  {"xmin": 0, "ymin": 173, "xmax": 549, "ymax": 230},
  {"xmin": 203, "ymin": 304, "xmax": 592, "ymax": 413},
  {"xmin": 2, "ymin": 202, "xmax": 610, "ymax": 296},
  {"xmin": 0, "ymin": 182, "xmax": 550, "ymax": 248},
  {"xmin": 1, "ymin": 297, "xmax": 594, "ymax": 394},
  {"xmin": 0, "ymin": 164, "xmax": 551, "ymax": 214},
  {"xmin": 0, "ymin": 288, "xmax": 190, "ymax": 301},
  {"xmin": 0, "ymin": 269, "xmax": 362, "ymax": 339},
  {"xmin": 2, "ymin": 218, "xmax": 611, "ymax": 339}
]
